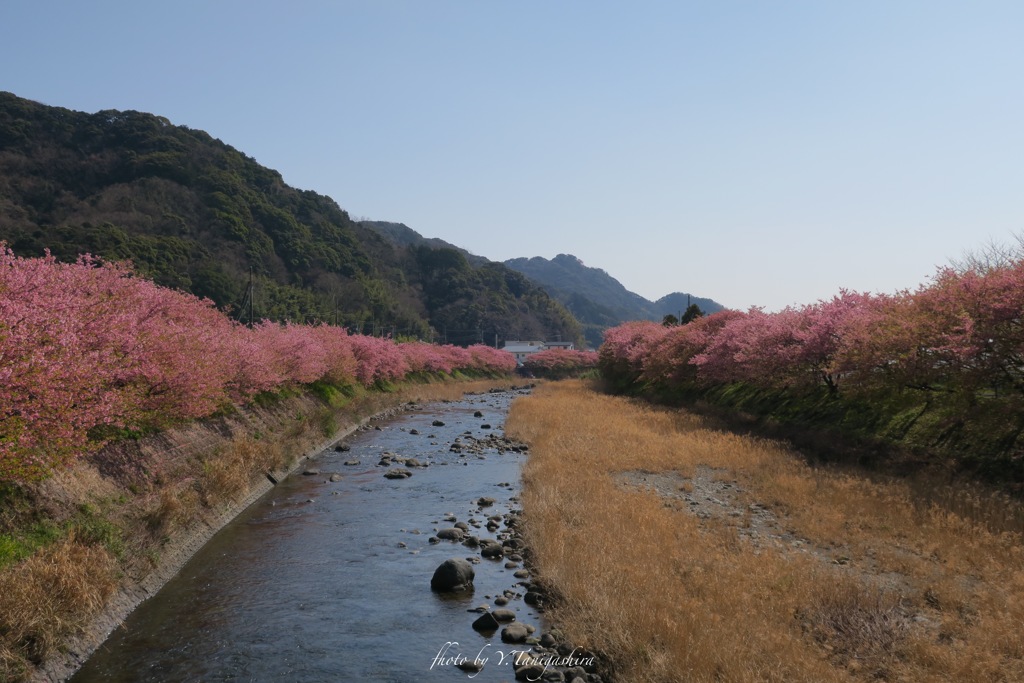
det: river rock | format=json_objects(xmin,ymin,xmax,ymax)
[
  {"xmin": 491, "ymin": 608, "xmax": 516, "ymax": 622},
  {"xmin": 471, "ymin": 610, "xmax": 501, "ymax": 632},
  {"xmin": 436, "ymin": 528, "xmax": 465, "ymax": 541},
  {"xmin": 480, "ymin": 544, "xmax": 504, "ymax": 559},
  {"xmin": 564, "ymin": 666, "xmax": 587, "ymax": 681},
  {"xmin": 384, "ymin": 468, "xmax": 413, "ymax": 479},
  {"xmin": 430, "ymin": 558, "xmax": 475, "ymax": 592},
  {"xmin": 334, "ymin": 444, "xmax": 351, "ymax": 452},
  {"xmin": 477, "ymin": 496, "xmax": 496, "ymax": 507},
  {"xmin": 501, "ymin": 622, "xmax": 530, "ymax": 643},
  {"xmin": 343, "ymin": 459, "xmax": 359, "ymax": 466},
  {"xmin": 302, "ymin": 468, "xmax": 320, "ymax": 475},
  {"xmin": 514, "ymin": 662, "xmax": 548, "ymax": 681},
  {"xmin": 457, "ymin": 660, "xmax": 484, "ymax": 673},
  {"xmin": 329, "ymin": 473, "xmax": 342, "ymax": 482},
  {"xmin": 474, "ymin": 411, "xmax": 484, "ymax": 417},
  {"xmin": 432, "ymin": 420, "xmax": 445, "ymax": 427}
]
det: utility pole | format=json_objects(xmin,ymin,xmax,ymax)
[{"xmin": 248, "ymin": 266, "xmax": 254, "ymax": 327}]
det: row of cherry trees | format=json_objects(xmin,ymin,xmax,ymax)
[
  {"xmin": 522, "ymin": 348, "xmax": 600, "ymax": 379},
  {"xmin": 0, "ymin": 248, "xmax": 516, "ymax": 482},
  {"xmin": 600, "ymin": 261, "xmax": 1024, "ymax": 404}
]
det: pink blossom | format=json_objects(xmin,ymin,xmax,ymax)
[{"xmin": 0, "ymin": 245, "xmax": 519, "ymax": 482}]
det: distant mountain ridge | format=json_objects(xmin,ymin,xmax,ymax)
[
  {"xmin": 504, "ymin": 253, "xmax": 724, "ymax": 348},
  {"xmin": 360, "ymin": 224, "xmax": 727, "ymax": 349}
]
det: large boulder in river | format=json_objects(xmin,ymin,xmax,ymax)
[{"xmin": 431, "ymin": 558, "xmax": 475, "ymax": 592}]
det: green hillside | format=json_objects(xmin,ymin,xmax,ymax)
[{"xmin": 0, "ymin": 92, "xmax": 580, "ymax": 345}]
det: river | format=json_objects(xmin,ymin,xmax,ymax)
[{"xmin": 72, "ymin": 388, "xmax": 541, "ymax": 682}]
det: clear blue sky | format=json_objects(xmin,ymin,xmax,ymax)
[{"xmin": 3, "ymin": 1, "xmax": 1023, "ymax": 310}]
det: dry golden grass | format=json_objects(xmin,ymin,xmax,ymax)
[
  {"xmin": 198, "ymin": 437, "xmax": 288, "ymax": 508},
  {"xmin": 506, "ymin": 380, "xmax": 1024, "ymax": 683},
  {"xmin": 0, "ymin": 540, "xmax": 117, "ymax": 681}
]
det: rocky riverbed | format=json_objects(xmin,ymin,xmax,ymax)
[{"xmin": 69, "ymin": 387, "xmax": 602, "ymax": 683}]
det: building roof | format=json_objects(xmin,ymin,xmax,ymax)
[{"xmin": 502, "ymin": 344, "xmax": 544, "ymax": 353}]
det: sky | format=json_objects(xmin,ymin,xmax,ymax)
[{"xmin": 2, "ymin": 1, "xmax": 1023, "ymax": 311}]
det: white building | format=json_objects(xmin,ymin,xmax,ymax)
[{"xmin": 501, "ymin": 340, "xmax": 575, "ymax": 365}]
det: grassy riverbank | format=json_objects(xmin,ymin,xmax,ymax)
[
  {"xmin": 0, "ymin": 375, "xmax": 527, "ymax": 683},
  {"xmin": 506, "ymin": 380, "xmax": 1024, "ymax": 683}
]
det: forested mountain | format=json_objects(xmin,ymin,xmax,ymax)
[
  {"xmin": 360, "ymin": 220, "xmax": 488, "ymax": 267},
  {"xmin": 0, "ymin": 92, "xmax": 580, "ymax": 346},
  {"xmin": 505, "ymin": 254, "xmax": 723, "ymax": 348}
]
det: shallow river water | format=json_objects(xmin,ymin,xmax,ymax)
[{"xmin": 72, "ymin": 388, "xmax": 540, "ymax": 682}]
